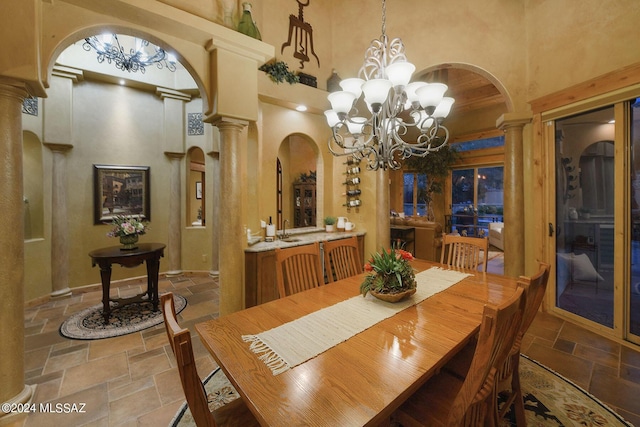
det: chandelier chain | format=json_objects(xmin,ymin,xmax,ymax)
[{"xmin": 381, "ymin": 0, "xmax": 387, "ymax": 39}]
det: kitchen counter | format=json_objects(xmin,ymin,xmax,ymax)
[
  {"xmin": 245, "ymin": 228, "xmax": 365, "ymax": 252},
  {"xmin": 244, "ymin": 229, "xmax": 366, "ymax": 306}
]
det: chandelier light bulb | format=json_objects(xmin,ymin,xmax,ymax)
[
  {"xmin": 328, "ymin": 91, "xmax": 356, "ymax": 116},
  {"xmin": 324, "ymin": 110, "xmax": 340, "ymax": 127},
  {"xmin": 416, "ymin": 83, "xmax": 448, "ymax": 112},
  {"xmin": 385, "ymin": 61, "xmax": 415, "ymax": 88},
  {"xmin": 404, "ymin": 81, "xmax": 428, "ymax": 107},
  {"xmin": 362, "ymin": 79, "xmax": 393, "ymax": 113},
  {"xmin": 347, "ymin": 117, "xmax": 367, "ymax": 135},
  {"xmin": 339, "ymin": 78, "xmax": 365, "ymax": 98},
  {"xmin": 433, "ymin": 97, "xmax": 455, "ymax": 120}
]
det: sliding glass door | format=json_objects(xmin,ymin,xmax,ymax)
[
  {"xmin": 551, "ymin": 98, "xmax": 640, "ymax": 343},
  {"xmin": 554, "ymin": 106, "xmax": 615, "ymax": 328},
  {"xmin": 629, "ymin": 100, "xmax": 640, "ymax": 339}
]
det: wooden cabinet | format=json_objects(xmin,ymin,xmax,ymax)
[
  {"xmin": 293, "ymin": 182, "xmax": 316, "ymax": 227},
  {"xmin": 245, "ymin": 235, "xmax": 365, "ymax": 307}
]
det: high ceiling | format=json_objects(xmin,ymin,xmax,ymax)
[{"xmin": 423, "ymin": 68, "xmax": 507, "ymax": 116}]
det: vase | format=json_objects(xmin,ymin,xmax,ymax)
[
  {"xmin": 370, "ymin": 288, "xmax": 416, "ymax": 303},
  {"xmin": 237, "ymin": 2, "xmax": 261, "ymax": 40},
  {"xmin": 119, "ymin": 234, "xmax": 139, "ymax": 250}
]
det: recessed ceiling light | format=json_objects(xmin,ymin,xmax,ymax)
[{"xmin": 296, "ymin": 105, "xmax": 307, "ymax": 112}]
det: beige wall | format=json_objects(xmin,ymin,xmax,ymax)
[{"xmin": 4, "ymin": 0, "xmax": 640, "ymax": 302}]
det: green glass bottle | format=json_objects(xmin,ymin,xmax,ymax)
[{"xmin": 237, "ymin": 2, "xmax": 262, "ymax": 41}]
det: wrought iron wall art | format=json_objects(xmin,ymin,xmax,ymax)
[
  {"xmin": 22, "ymin": 97, "xmax": 38, "ymax": 116},
  {"xmin": 281, "ymin": 0, "xmax": 320, "ymax": 69}
]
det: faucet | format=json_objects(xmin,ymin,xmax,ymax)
[{"xmin": 281, "ymin": 219, "xmax": 290, "ymax": 239}]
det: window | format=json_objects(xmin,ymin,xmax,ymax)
[
  {"xmin": 403, "ymin": 172, "xmax": 428, "ymax": 217},
  {"xmin": 451, "ymin": 166, "xmax": 504, "ymax": 236}
]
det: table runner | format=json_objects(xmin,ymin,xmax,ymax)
[{"xmin": 242, "ymin": 267, "xmax": 472, "ymax": 375}]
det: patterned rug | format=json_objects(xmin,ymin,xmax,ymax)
[
  {"xmin": 499, "ymin": 355, "xmax": 632, "ymax": 426},
  {"xmin": 59, "ymin": 293, "xmax": 187, "ymax": 340},
  {"xmin": 170, "ymin": 355, "xmax": 632, "ymax": 427}
]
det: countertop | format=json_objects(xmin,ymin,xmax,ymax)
[{"xmin": 245, "ymin": 227, "xmax": 365, "ymax": 252}]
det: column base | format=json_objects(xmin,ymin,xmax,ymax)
[
  {"xmin": 50, "ymin": 287, "xmax": 72, "ymax": 298},
  {"xmin": 165, "ymin": 270, "xmax": 183, "ymax": 278},
  {"xmin": 209, "ymin": 270, "xmax": 219, "ymax": 277},
  {"xmin": 0, "ymin": 385, "xmax": 36, "ymax": 427}
]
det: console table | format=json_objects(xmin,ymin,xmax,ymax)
[{"xmin": 89, "ymin": 243, "xmax": 166, "ymax": 323}]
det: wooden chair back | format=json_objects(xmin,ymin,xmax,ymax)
[
  {"xmin": 162, "ymin": 293, "xmax": 216, "ymax": 427},
  {"xmin": 323, "ymin": 236, "xmax": 362, "ymax": 283},
  {"xmin": 275, "ymin": 242, "xmax": 324, "ymax": 297},
  {"xmin": 440, "ymin": 233, "xmax": 489, "ymax": 271},
  {"xmin": 496, "ymin": 262, "xmax": 550, "ymax": 424},
  {"xmin": 449, "ymin": 284, "xmax": 526, "ymax": 426}
]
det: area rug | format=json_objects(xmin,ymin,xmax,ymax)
[
  {"xmin": 499, "ymin": 355, "xmax": 632, "ymax": 426},
  {"xmin": 59, "ymin": 293, "xmax": 187, "ymax": 340},
  {"xmin": 169, "ymin": 354, "xmax": 632, "ymax": 427}
]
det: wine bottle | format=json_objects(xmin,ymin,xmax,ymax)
[
  {"xmin": 237, "ymin": 2, "xmax": 262, "ymax": 40},
  {"xmin": 344, "ymin": 167, "xmax": 361, "ymax": 175},
  {"xmin": 343, "ymin": 177, "xmax": 360, "ymax": 185},
  {"xmin": 344, "ymin": 157, "xmax": 359, "ymax": 166},
  {"xmin": 343, "ymin": 199, "xmax": 361, "ymax": 207},
  {"xmin": 342, "ymin": 189, "xmax": 362, "ymax": 196}
]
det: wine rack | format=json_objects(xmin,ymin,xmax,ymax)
[{"xmin": 343, "ymin": 156, "xmax": 361, "ymax": 212}]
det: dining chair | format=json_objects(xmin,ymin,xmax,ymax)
[
  {"xmin": 495, "ymin": 261, "xmax": 550, "ymax": 425},
  {"xmin": 323, "ymin": 236, "xmax": 362, "ymax": 283},
  {"xmin": 275, "ymin": 242, "xmax": 324, "ymax": 297},
  {"xmin": 161, "ymin": 293, "xmax": 259, "ymax": 427},
  {"xmin": 392, "ymin": 284, "xmax": 526, "ymax": 427},
  {"xmin": 440, "ymin": 233, "xmax": 489, "ymax": 271}
]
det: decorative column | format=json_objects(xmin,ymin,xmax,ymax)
[
  {"xmin": 43, "ymin": 67, "xmax": 81, "ymax": 298},
  {"xmin": 164, "ymin": 153, "xmax": 185, "ymax": 276},
  {"xmin": 208, "ymin": 150, "xmax": 221, "ymax": 277},
  {"xmin": 157, "ymin": 87, "xmax": 190, "ymax": 277},
  {"xmin": 215, "ymin": 118, "xmax": 247, "ymax": 315},
  {"xmin": 0, "ymin": 82, "xmax": 35, "ymax": 424},
  {"xmin": 497, "ymin": 113, "xmax": 532, "ymax": 277},
  {"xmin": 44, "ymin": 143, "xmax": 73, "ymax": 297},
  {"xmin": 376, "ymin": 168, "xmax": 390, "ymax": 249}
]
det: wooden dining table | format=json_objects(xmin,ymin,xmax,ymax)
[{"xmin": 195, "ymin": 259, "xmax": 518, "ymax": 427}]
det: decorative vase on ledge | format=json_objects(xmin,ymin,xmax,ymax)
[{"xmin": 119, "ymin": 234, "xmax": 139, "ymax": 250}]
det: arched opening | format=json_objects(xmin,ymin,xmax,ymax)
[
  {"xmin": 23, "ymin": 131, "xmax": 44, "ymax": 240},
  {"xmin": 277, "ymin": 134, "xmax": 320, "ymax": 229},
  {"xmin": 187, "ymin": 146, "xmax": 205, "ymax": 226}
]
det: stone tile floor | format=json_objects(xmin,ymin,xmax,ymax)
[{"xmin": 12, "ymin": 268, "xmax": 640, "ymax": 426}]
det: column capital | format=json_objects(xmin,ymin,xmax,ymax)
[
  {"xmin": 496, "ymin": 112, "xmax": 532, "ymax": 131},
  {"xmin": 164, "ymin": 152, "xmax": 186, "ymax": 160},
  {"xmin": 212, "ymin": 117, "xmax": 248, "ymax": 131},
  {"xmin": 0, "ymin": 78, "xmax": 31, "ymax": 101},
  {"xmin": 156, "ymin": 87, "xmax": 191, "ymax": 102},
  {"xmin": 43, "ymin": 142, "xmax": 73, "ymax": 153},
  {"xmin": 51, "ymin": 65, "xmax": 84, "ymax": 82}
]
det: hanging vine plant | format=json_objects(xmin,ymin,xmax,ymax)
[{"xmin": 259, "ymin": 60, "xmax": 299, "ymax": 84}]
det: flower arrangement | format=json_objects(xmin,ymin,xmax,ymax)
[
  {"xmin": 106, "ymin": 215, "xmax": 148, "ymax": 238},
  {"xmin": 360, "ymin": 247, "xmax": 417, "ymax": 298}
]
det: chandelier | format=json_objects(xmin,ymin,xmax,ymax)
[
  {"xmin": 83, "ymin": 34, "xmax": 177, "ymax": 74},
  {"xmin": 325, "ymin": 0, "xmax": 454, "ymax": 170}
]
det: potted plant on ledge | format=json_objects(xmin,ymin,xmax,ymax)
[{"xmin": 324, "ymin": 216, "xmax": 337, "ymax": 232}]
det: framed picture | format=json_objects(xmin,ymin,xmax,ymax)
[
  {"xmin": 195, "ymin": 181, "xmax": 202, "ymax": 199},
  {"xmin": 94, "ymin": 164, "xmax": 150, "ymax": 224}
]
